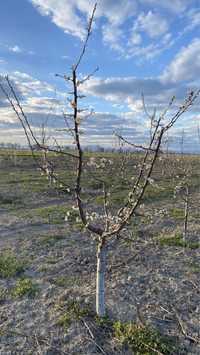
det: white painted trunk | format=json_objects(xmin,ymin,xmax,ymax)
[
  {"xmin": 183, "ymin": 190, "xmax": 189, "ymax": 243},
  {"xmin": 96, "ymin": 242, "xmax": 106, "ymax": 317}
]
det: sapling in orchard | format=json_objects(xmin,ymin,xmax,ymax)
[
  {"xmin": 0, "ymin": 4, "xmax": 199, "ymax": 317},
  {"xmin": 173, "ymin": 129, "xmax": 193, "ymax": 243},
  {"xmin": 174, "ymin": 165, "xmax": 191, "ymax": 243}
]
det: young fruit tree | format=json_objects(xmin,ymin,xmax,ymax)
[
  {"xmin": 0, "ymin": 4, "xmax": 199, "ymax": 317},
  {"xmin": 173, "ymin": 156, "xmax": 192, "ymax": 243}
]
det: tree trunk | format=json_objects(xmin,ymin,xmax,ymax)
[
  {"xmin": 96, "ymin": 241, "xmax": 106, "ymax": 317},
  {"xmin": 183, "ymin": 186, "xmax": 189, "ymax": 243}
]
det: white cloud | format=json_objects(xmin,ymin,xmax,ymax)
[
  {"xmin": 30, "ymin": 0, "xmax": 137, "ymax": 40},
  {"xmin": 130, "ymin": 31, "xmax": 174, "ymax": 63},
  {"xmin": 9, "ymin": 45, "xmax": 22, "ymax": 53},
  {"xmin": 61, "ymin": 55, "xmax": 70, "ymax": 60},
  {"xmin": 0, "ymin": 72, "xmax": 60, "ymax": 128},
  {"xmin": 140, "ymin": 0, "xmax": 190, "ymax": 13},
  {"xmin": 189, "ymin": 8, "xmax": 200, "ymax": 28},
  {"xmin": 29, "ymin": 0, "xmax": 181, "ymax": 62},
  {"xmin": 81, "ymin": 74, "xmax": 200, "ymax": 118},
  {"xmin": 102, "ymin": 24, "xmax": 124, "ymax": 53},
  {"xmin": 161, "ymin": 38, "xmax": 200, "ymax": 83},
  {"xmin": 82, "ymin": 76, "xmax": 170, "ymax": 109},
  {"xmin": 162, "ymin": 32, "xmax": 172, "ymax": 45},
  {"xmin": 130, "ymin": 32, "xmax": 142, "ymax": 45},
  {"xmin": 0, "ymin": 69, "xmax": 199, "ymax": 150},
  {"xmin": 134, "ymin": 11, "xmax": 168, "ymax": 38},
  {"xmin": 185, "ymin": 8, "xmax": 200, "ymax": 32},
  {"xmin": 30, "ymin": 0, "xmax": 87, "ymax": 40},
  {"xmin": 10, "ymin": 71, "xmax": 55, "ymax": 97},
  {"xmin": 29, "ymin": 0, "xmax": 137, "ymax": 62},
  {"xmin": 24, "ymin": 96, "xmax": 60, "ymax": 113},
  {"xmin": 103, "ymin": 19, "xmax": 166, "ymax": 60},
  {"xmin": 95, "ymin": 0, "xmax": 137, "ymax": 25},
  {"xmin": 6, "ymin": 45, "xmax": 35, "ymax": 56},
  {"xmin": 127, "ymin": 42, "xmax": 167, "ymax": 61}
]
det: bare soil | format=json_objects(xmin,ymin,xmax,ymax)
[{"xmin": 0, "ymin": 152, "xmax": 199, "ymax": 354}]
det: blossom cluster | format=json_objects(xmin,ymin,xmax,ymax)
[
  {"xmin": 174, "ymin": 182, "xmax": 187, "ymax": 199},
  {"xmin": 87, "ymin": 157, "xmax": 113, "ymax": 169}
]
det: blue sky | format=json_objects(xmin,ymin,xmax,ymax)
[{"xmin": 0, "ymin": 0, "xmax": 200, "ymax": 151}]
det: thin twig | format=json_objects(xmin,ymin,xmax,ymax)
[
  {"xmin": 34, "ymin": 333, "xmax": 43, "ymax": 355},
  {"xmin": 74, "ymin": 4, "xmax": 97, "ymax": 71},
  {"xmin": 140, "ymin": 341, "xmax": 165, "ymax": 355},
  {"xmin": 82, "ymin": 319, "xmax": 95, "ymax": 339},
  {"xmin": 82, "ymin": 314, "xmax": 109, "ymax": 355},
  {"xmin": 85, "ymin": 336, "xmax": 108, "ymax": 355},
  {"xmin": 171, "ymin": 305, "xmax": 200, "ymax": 344},
  {"xmin": 116, "ymin": 133, "xmax": 158, "ymax": 152}
]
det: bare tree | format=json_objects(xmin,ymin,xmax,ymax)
[{"xmin": 0, "ymin": 4, "xmax": 199, "ymax": 317}]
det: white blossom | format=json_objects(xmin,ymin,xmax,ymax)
[{"xmin": 147, "ymin": 178, "xmax": 154, "ymax": 185}]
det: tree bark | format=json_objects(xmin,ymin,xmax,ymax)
[
  {"xmin": 183, "ymin": 185, "xmax": 189, "ymax": 243},
  {"xmin": 96, "ymin": 240, "xmax": 106, "ymax": 317}
]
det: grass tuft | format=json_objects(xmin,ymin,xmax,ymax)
[
  {"xmin": 169, "ymin": 208, "xmax": 184, "ymax": 220},
  {"xmin": 12, "ymin": 278, "xmax": 38, "ymax": 298},
  {"xmin": 158, "ymin": 233, "xmax": 199, "ymax": 249},
  {"xmin": 52, "ymin": 275, "xmax": 81, "ymax": 288},
  {"xmin": 113, "ymin": 321, "xmax": 178, "ymax": 354},
  {"xmin": 0, "ymin": 253, "xmax": 25, "ymax": 278},
  {"xmin": 39, "ymin": 234, "xmax": 65, "ymax": 247},
  {"xmin": 57, "ymin": 300, "xmax": 91, "ymax": 331}
]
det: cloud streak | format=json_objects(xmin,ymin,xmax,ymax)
[
  {"xmin": 162, "ymin": 38, "xmax": 200, "ymax": 83},
  {"xmin": 28, "ymin": 0, "xmax": 177, "ymax": 61}
]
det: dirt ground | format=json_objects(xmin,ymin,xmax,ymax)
[{"xmin": 0, "ymin": 152, "xmax": 199, "ymax": 354}]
